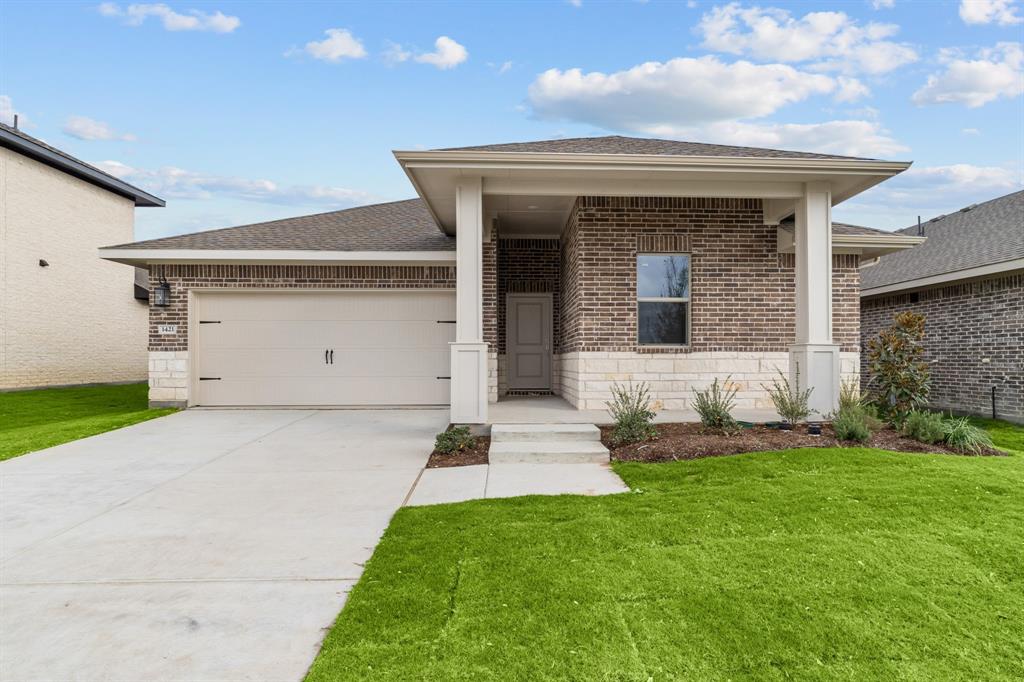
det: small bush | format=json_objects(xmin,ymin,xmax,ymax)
[
  {"xmin": 434, "ymin": 426, "xmax": 475, "ymax": 454},
  {"xmin": 607, "ymin": 382, "xmax": 658, "ymax": 445},
  {"xmin": 763, "ymin": 370, "xmax": 812, "ymax": 425},
  {"xmin": 902, "ymin": 410, "xmax": 946, "ymax": 444},
  {"xmin": 866, "ymin": 311, "xmax": 931, "ymax": 426},
  {"xmin": 838, "ymin": 377, "xmax": 865, "ymax": 413},
  {"xmin": 943, "ymin": 416, "xmax": 994, "ymax": 455},
  {"xmin": 833, "ymin": 408, "xmax": 871, "ymax": 443},
  {"xmin": 692, "ymin": 377, "xmax": 739, "ymax": 433}
]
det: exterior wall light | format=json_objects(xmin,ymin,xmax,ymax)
[{"xmin": 153, "ymin": 277, "xmax": 172, "ymax": 307}]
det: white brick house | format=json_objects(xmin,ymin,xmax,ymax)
[{"xmin": 0, "ymin": 122, "xmax": 163, "ymax": 390}]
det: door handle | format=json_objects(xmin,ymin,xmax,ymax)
[
  {"xmin": 329, "ymin": 349, "xmax": 334, "ymax": 364},
  {"xmin": 325, "ymin": 349, "xmax": 329, "ymax": 365}
]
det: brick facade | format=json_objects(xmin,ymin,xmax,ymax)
[
  {"xmin": 861, "ymin": 272, "xmax": 1023, "ymax": 423},
  {"xmin": 559, "ymin": 196, "xmax": 860, "ymax": 354},
  {"xmin": 497, "ymin": 237, "xmax": 561, "ymax": 354}
]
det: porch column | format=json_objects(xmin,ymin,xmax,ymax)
[
  {"xmin": 790, "ymin": 181, "xmax": 840, "ymax": 418},
  {"xmin": 450, "ymin": 177, "xmax": 488, "ymax": 423}
]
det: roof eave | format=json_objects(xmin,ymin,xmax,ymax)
[
  {"xmin": 98, "ymin": 247, "xmax": 456, "ymax": 267},
  {"xmin": 861, "ymin": 257, "xmax": 1024, "ymax": 297},
  {"xmin": 0, "ymin": 127, "xmax": 165, "ymax": 207}
]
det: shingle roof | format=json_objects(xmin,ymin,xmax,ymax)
[
  {"xmin": 105, "ymin": 198, "xmax": 455, "ymax": 251},
  {"xmin": 861, "ymin": 190, "xmax": 1024, "ymax": 292},
  {"xmin": 438, "ymin": 135, "xmax": 875, "ymax": 161},
  {"xmin": 0, "ymin": 122, "xmax": 164, "ymax": 207},
  {"xmin": 781, "ymin": 220, "xmax": 891, "ymax": 237}
]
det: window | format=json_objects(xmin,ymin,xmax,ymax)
[{"xmin": 637, "ymin": 254, "xmax": 689, "ymax": 345}]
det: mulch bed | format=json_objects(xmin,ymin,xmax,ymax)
[
  {"xmin": 426, "ymin": 436, "xmax": 490, "ymax": 468},
  {"xmin": 602, "ymin": 422, "xmax": 1005, "ymax": 463}
]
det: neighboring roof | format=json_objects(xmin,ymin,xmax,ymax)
[
  {"xmin": 781, "ymin": 220, "xmax": 891, "ymax": 237},
  {"xmin": 0, "ymin": 122, "xmax": 164, "ymax": 207},
  {"xmin": 861, "ymin": 190, "xmax": 1024, "ymax": 294},
  {"xmin": 104, "ymin": 198, "xmax": 454, "ymax": 251},
  {"xmin": 439, "ymin": 135, "xmax": 874, "ymax": 161}
]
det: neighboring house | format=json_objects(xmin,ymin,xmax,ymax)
[
  {"xmin": 861, "ymin": 191, "xmax": 1024, "ymax": 423},
  {"xmin": 0, "ymin": 122, "xmax": 163, "ymax": 390},
  {"xmin": 99, "ymin": 135, "xmax": 922, "ymax": 422}
]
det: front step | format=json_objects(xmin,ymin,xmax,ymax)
[
  {"xmin": 491, "ymin": 423, "xmax": 601, "ymax": 443},
  {"xmin": 489, "ymin": 441, "xmax": 610, "ymax": 464}
]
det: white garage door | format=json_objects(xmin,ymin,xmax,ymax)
[{"xmin": 194, "ymin": 291, "xmax": 455, "ymax": 406}]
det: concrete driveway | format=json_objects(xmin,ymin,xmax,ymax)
[{"xmin": 0, "ymin": 408, "xmax": 447, "ymax": 681}]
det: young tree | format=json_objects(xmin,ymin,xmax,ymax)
[{"xmin": 866, "ymin": 311, "xmax": 931, "ymax": 426}]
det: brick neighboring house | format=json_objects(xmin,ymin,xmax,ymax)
[
  {"xmin": 861, "ymin": 191, "xmax": 1024, "ymax": 424},
  {"xmin": 0, "ymin": 122, "xmax": 163, "ymax": 390},
  {"xmin": 100, "ymin": 135, "xmax": 923, "ymax": 422}
]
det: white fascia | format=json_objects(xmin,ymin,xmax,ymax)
[
  {"xmin": 98, "ymin": 248, "xmax": 457, "ymax": 267},
  {"xmin": 861, "ymin": 258, "xmax": 1024, "ymax": 297}
]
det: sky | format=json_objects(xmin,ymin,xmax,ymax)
[{"xmin": 1, "ymin": 0, "xmax": 1022, "ymax": 240}]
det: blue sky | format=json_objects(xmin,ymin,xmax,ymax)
[{"xmin": 2, "ymin": 0, "xmax": 1021, "ymax": 239}]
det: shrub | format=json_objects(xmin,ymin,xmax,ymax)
[
  {"xmin": 838, "ymin": 377, "xmax": 865, "ymax": 413},
  {"xmin": 763, "ymin": 370, "xmax": 812, "ymax": 425},
  {"xmin": 607, "ymin": 382, "xmax": 658, "ymax": 445},
  {"xmin": 866, "ymin": 311, "xmax": 931, "ymax": 426},
  {"xmin": 833, "ymin": 408, "xmax": 871, "ymax": 443},
  {"xmin": 943, "ymin": 416, "xmax": 994, "ymax": 455},
  {"xmin": 434, "ymin": 426, "xmax": 475, "ymax": 454},
  {"xmin": 692, "ymin": 377, "xmax": 739, "ymax": 433},
  {"xmin": 902, "ymin": 410, "xmax": 946, "ymax": 444}
]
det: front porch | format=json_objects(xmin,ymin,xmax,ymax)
[{"xmin": 489, "ymin": 394, "xmax": 779, "ymax": 425}]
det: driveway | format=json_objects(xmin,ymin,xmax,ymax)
[{"xmin": 0, "ymin": 408, "xmax": 446, "ymax": 681}]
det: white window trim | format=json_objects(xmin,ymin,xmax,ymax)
[{"xmin": 636, "ymin": 253, "xmax": 691, "ymax": 347}]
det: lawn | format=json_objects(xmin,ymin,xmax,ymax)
[
  {"xmin": 308, "ymin": 423, "xmax": 1024, "ymax": 681},
  {"xmin": 0, "ymin": 383, "xmax": 176, "ymax": 461}
]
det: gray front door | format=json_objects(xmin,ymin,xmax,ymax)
[{"xmin": 507, "ymin": 294, "xmax": 552, "ymax": 390}]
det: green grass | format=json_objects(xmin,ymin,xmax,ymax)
[
  {"xmin": 0, "ymin": 383, "xmax": 175, "ymax": 461},
  {"xmin": 308, "ymin": 423, "xmax": 1024, "ymax": 681}
]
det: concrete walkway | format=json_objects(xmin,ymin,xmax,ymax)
[
  {"xmin": 407, "ymin": 462, "xmax": 629, "ymax": 506},
  {"xmin": 0, "ymin": 408, "xmax": 447, "ymax": 681}
]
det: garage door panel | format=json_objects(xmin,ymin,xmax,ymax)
[
  {"xmin": 195, "ymin": 291, "xmax": 455, "ymax": 406},
  {"xmin": 198, "ymin": 292, "xmax": 455, "ymax": 322},
  {"xmin": 199, "ymin": 349, "xmax": 450, "ymax": 379},
  {"xmin": 198, "ymin": 377, "xmax": 449, "ymax": 406},
  {"xmin": 198, "ymin": 320, "xmax": 454, "ymax": 350}
]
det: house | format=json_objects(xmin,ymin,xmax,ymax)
[
  {"xmin": 861, "ymin": 191, "xmax": 1023, "ymax": 424},
  {"xmin": 0, "ymin": 122, "xmax": 163, "ymax": 390},
  {"xmin": 99, "ymin": 135, "xmax": 924, "ymax": 422}
]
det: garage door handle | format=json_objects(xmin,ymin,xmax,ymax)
[
  {"xmin": 437, "ymin": 376, "xmax": 451, "ymax": 380},
  {"xmin": 325, "ymin": 349, "xmax": 329, "ymax": 365},
  {"xmin": 329, "ymin": 349, "xmax": 334, "ymax": 364}
]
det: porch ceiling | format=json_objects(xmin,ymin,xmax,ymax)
[{"xmin": 484, "ymin": 194, "xmax": 573, "ymax": 236}]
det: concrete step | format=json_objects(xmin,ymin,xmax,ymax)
[
  {"xmin": 491, "ymin": 423, "xmax": 601, "ymax": 443},
  {"xmin": 488, "ymin": 440, "xmax": 610, "ymax": 464}
]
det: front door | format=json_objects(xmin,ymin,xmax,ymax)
[{"xmin": 507, "ymin": 294, "xmax": 552, "ymax": 390}]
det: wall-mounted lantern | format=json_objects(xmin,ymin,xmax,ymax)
[{"xmin": 153, "ymin": 277, "xmax": 172, "ymax": 307}]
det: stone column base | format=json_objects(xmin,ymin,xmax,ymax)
[
  {"xmin": 450, "ymin": 341, "xmax": 488, "ymax": 424},
  {"xmin": 789, "ymin": 343, "xmax": 840, "ymax": 419},
  {"xmin": 148, "ymin": 350, "xmax": 189, "ymax": 409}
]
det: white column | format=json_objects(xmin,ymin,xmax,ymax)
[
  {"xmin": 790, "ymin": 181, "xmax": 840, "ymax": 418},
  {"xmin": 450, "ymin": 177, "xmax": 488, "ymax": 423}
]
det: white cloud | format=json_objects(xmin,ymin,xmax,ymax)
[
  {"xmin": 414, "ymin": 36, "xmax": 468, "ymax": 69},
  {"xmin": 872, "ymin": 0, "xmax": 895, "ymax": 8},
  {"xmin": 288, "ymin": 28, "xmax": 367, "ymax": 62},
  {"xmin": 568, "ymin": 0, "xmax": 583, "ymax": 7},
  {"xmin": 383, "ymin": 41, "xmax": 411, "ymax": 64},
  {"xmin": 959, "ymin": 0, "xmax": 1022, "ymax": 25},
  {"xmin": 654, "ymin": 119, "xmax": 907, "ymax": 158},
  {"xmin": 835, "ymin": 76, "xmax": 871, "ymax": 102},
  {"xmin": 528, "ymin": 56, "xmax": 837, "ymax": 128},
  {"xmin": 912, "ymin": 42, "xmax": 1023, "ymax": 107},
  {"xmin": 498, "ymin": 60, "xmax": 513, "ymax": 74},
  {"xmin": 97, "ymin": 3, "xmax": 240, "ymax": 33},
  {"xmin": 697, "ymin": 3, "xmax": 917, "ymax": 74},
  {"xmin": 62, "ymin": 115, "xmax": 136, "ymax": 141},
  {"xmin": 962, "ymin": 127, "xmax": 981, "ymax": 135},
  {"xmin": 96, "ymin": 160, "xmax": 372, "ymax": 206},
  {"xmin": 837, "ymin": 162, "xmax": 1022, "ymax": 228}
]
